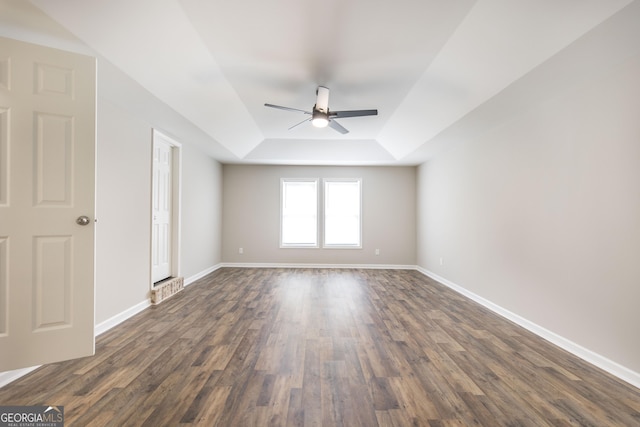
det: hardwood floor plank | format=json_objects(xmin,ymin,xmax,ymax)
[
  {"xmin": 301, "ymin": 338, "xmax": 323, "ymax": 426},
  {"xmin": 285, "ymin": 387, "xmax": 304, "ymax": 427},
  {"xmin": 178, "ymin": 370, "xmax": 223, "ymax": 424},
  {"xmin": 1, "ymin": 268, "xmax": 639, "ymax": 426},
  {"xmin": 369, "ymin": 376, "xmax": 399, "ymax": 411},
  {"xmin": 389, "ymin": 376, "xmax": 440, "ymax": 421},
  {"xmin": 190, "ymin": 386, "xmax": 232, "ymax": 426}
]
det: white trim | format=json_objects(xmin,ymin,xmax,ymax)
[
  {"xmin": 221, "ymin": 262, "xmax": 416, "ymax": 270},
  {"xmin": 94, "ymin": 299, "xmax": 151, "ymax": 337},
  {"xmin": 151, "ymin": 129, "xmax": 182, "ymax": 287},
  {"xmin": 185, "ymin": 264, "xmax": 224, "ymax": 286},
  {"xmin": 0, "ymin": 366, "xmax": 40, "ymax": 388},
  {"xmin": 416, "ymin": 267, "xmax": 640, "ymax": 390}
]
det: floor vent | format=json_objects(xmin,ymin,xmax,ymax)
[{"xmin": 151, "ymin": 276, "xmax": 184, "ymax": 305}]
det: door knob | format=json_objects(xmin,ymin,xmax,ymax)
[{"xmin": 76, "ymin": 215, "xmax": 91, "ymax": 226}]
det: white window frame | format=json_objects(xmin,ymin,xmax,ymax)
[
  {"xmin": 323, "ymin": 178, "xmax": 362, "ymax": 249},
  {"xmin": 280, "ymin": 178, "xmax": 319, "ymax": 248}
]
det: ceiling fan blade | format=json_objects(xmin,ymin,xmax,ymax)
[
  {"xmin": 330, "ymin": 109, "xmax": 378, "ymax": 118},
  {"xmin": 264, "ymin": 103, "xmax": 310, "ymax": 114},
  {"xmin": 315, "ymin": 86, "xmax": 330, "ymax": 113},
  {"xmin": 328, "ymin": 119, "xmax": 349, "ymax": 134},
  {"xmin": 288, "ymin": 117, "xmax": 311, "ymax": 130}
]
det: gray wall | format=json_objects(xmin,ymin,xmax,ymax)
[
  {"xmin": 181, "ymin": 145, "xmax": 223, "ymax": 279},
  {"xmin": 223, "ymin": 165, "xmax": 416, "ymax": 266},
  {"xmin": 95, "ymin": 90, "xmax": 224, "ymax": 326},
  {"xmin": 416, "ymin": 27, "xmax": 640, "ymax": 373},
  {"xmin": 95, "ymin": 99, "xmax": 153, "ymax": 324}
]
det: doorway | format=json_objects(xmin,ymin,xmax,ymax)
[{"xmin": 151, "ymin": 130, "xmax": 181, "ymax": 285}]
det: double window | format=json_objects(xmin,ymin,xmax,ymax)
[{"xmin": 280, "ymin": 178, "xmax": 362, "ymax": 248}]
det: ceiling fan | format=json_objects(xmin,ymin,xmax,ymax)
[{"xmin": 264, "ymin": 86, "xmax": 377, "ymax": 134}]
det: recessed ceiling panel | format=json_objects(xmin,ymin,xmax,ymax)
[
  {"xmin": 179, "ymin": 0, "xmax": 477, "ymax": 142},
  {"xmin": 24, "ymin": 0, "xmax": 635, "ymax": 165},
  {"xmin": 244, "ymin": 138, "xmax": 395, "ymax": 165}
]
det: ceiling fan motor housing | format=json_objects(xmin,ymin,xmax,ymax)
[{"xmin": 315, "ymin": 86, "xmax": 330, "ymax": 113}]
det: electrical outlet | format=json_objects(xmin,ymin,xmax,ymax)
[
  {"xmin": 439, "ymin": 257, "xmax": 443, "ymax": 266},
  {"xmin": 375, "ymin": 249, "xmax": 380, "ymax": 256},
  {"xmin": 239, "ymin": 247, "xmax": 243, "ymax": 254}
]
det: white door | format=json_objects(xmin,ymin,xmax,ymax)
[
  {"xmin": 152, "ymin": 137, "xmax": 172, "ymax": 283},
  {"xmin": 0, "ymin": 37, "xmax": 96, "ymax": 371}
]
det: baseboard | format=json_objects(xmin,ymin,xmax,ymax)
[
  {"xmin": 96, "ymin": 263, "xmax": 229, "ymax": 336},
  {"xmin": 185, "ymin": 263, "xmax": 223, "ymax": 286},
  {"xmin": 220, "ymin": 262, "xmax": 417, "ymax": 270},
  {"xmin": 416, "ymin": 267, "xmax": 640, "ymax": 390},
  {"xmin": 94, "ymin": 299, "xmax": 151, "ymax": 337},
  {"xmin": 0, "ymin": 366, "xmax": 40, "ymax": 388}
]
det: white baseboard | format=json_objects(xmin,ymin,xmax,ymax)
[
  {"xmin": 416, "ymin": 267, "xmax": 640, "ymax": 390},
  {"xmin": 220, "ymin": 262, "xmax": 417, "ymax": 270},
  {"xmin": 94, "ymin": 299, "xmax": 151, "ymax": 337},
  {"xmin": 95, "ymin": 263, "xmax": 229, "ymax": 337},
  {"xmin": 185, "ymin": 263, "xmax": 223, "ymax": 286},
  {"xmin": 0, "ymin": 366, "xmax": 40, "ymax": 388}
]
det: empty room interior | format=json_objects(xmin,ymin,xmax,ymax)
[{"xmin": 1, "ymin": 0, "xmax": 639, "ymax": 425}]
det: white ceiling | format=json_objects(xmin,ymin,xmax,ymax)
[{"xmin": 18, "ymin": 0, "xmax": 635, "ymax": 164}]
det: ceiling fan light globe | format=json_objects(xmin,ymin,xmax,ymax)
[
  {"xmin": 312, "ymin": 110, "xmax": 329, "ymax": 128},
  {"xmin": 312, "ymin": 117, "xmax": 329, "ymax": 128}
]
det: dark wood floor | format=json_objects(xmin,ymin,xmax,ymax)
[{"xmin": 1, "ymin": 268, "xmax": 639, "ymax": 426}]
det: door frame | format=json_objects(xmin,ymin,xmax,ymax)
[{"xmin": 150, "ymin": 129, "xmax": 182, "ymax": 288}]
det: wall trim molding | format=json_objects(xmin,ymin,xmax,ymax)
[
  {"xmin": 416, "ymin": 267, "xmax": 640, "ymax": 390},
  {"xmin": 219, "ymin": 262, "xmax": 416, "ymax": 270},
  {"xmin": 94, "ymin": 299, "xmax": 151, "ymax": 337},
  {"xmin": 0, "ymin": 366, "xmax": 41, "ymax": 389},
  {"xmin": 185, "ymin": 263, "xmax": 224, "ymax": 286},
  {"xmin": 94, "ymin": 263, "xmax": 225, "ymax": 339}
]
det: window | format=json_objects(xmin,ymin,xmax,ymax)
[
  {"xmin": 280, "ymin": 178, "xmax": 362, "ymax": 249},
  {"xmin": 324, "ymin": 179, "xmax": 361, "ymax": 248},
  {"xmin": 280, "ymin": 179, "xmax": 318, "ymax": 247}
]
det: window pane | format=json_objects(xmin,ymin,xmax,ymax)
[
  {"xmin": 325, "ymin": 216, "xmax": 360, "ymax": 245},
  {"xmin": 324, "ymin": 180, "xmax": 361, "ymax": 247},
  {"xmin": 281, "ymin": 180, "xmax": 317, "ymax": 246},
  {"xmin": 282, "ymin": 215, "xmax": 317, "ymax": 244}
]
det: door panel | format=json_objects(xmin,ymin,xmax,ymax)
[
  {"xmin": 0, "ymin": 237, "xmax": 6, "ymax": 336},
  {"xmin": 0, "ymin": 36, "xmax": 96, "ymax": 371},
  {"xmin": 0, "ymin": 108, "xmax": 7, "ymax": 206},
  {"xmin": 152, "ymin": 138, "xmax": 172, "ymax": 283},
  {"xmin": 33, "ymin": 235, "xmax": 72, "ymax": 331},
  {"xmin": 34, "ymin": 113, "xmax": 74, "ymax": 206}
]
